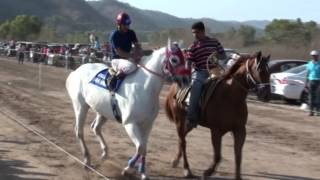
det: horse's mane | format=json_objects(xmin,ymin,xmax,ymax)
[
  {"xmin": 139, "ymin": 47, "xmax": 165, "ymax": 65},
  {"xmin": 222, "ymin": 54, "xmax": 255, "ymax": 80}
]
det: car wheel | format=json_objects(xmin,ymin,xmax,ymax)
[{"xmin": 284, "ymin": 98, "xmax": 298, "ymax": 104}]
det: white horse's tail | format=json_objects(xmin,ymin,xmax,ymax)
[
  {"xmin": 66, "ymin": 70, "xmax": 84, "ymax": 102},
  {"xmin": 66, "ymin": 71, "xmax": 76, "ymax": 98}
]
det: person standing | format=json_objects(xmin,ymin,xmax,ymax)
[
  {"xmin": 306, "ymin": 50, "xmax": 320, "ymax": 116},
  {"xmin": 18, "ymin": 45, "xmax": 25, "ymax": 64},
  {"xmin": 185, "ymin": 21, "xmax": 226, "ymax": 130}
]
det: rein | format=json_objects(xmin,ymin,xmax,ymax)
[
  {"xmin": 245, "ymin": 59, "xmax": 270, "ymax": 87},
  {"xmin": 137, "ymin": 63, "xmax": 166, "ymax": 80}
]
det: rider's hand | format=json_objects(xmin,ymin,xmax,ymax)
[{"xmin": 130, "ymin": 51, "xmax": 142, "ymax": 63}]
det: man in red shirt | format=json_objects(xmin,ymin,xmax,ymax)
[{"xmin": 185, "ymin": 21, "xmax": 226, "ymax": 130}]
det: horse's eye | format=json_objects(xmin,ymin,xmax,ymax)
[{"xmin": 170, "ymin": 56, "xmax": 180, "ymax": 66}]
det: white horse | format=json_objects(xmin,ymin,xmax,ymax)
[{"xmin": 66, "ymin": 41, "xmax": 190, "ymax": 180}]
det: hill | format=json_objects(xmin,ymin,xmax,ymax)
[
  {"xmin": 0, "ymin": 0, "xmax": 270, "ymax": 35},
  {"xmin": 88, "ymin": 0, "xmax": 270, "ymax": 33},
  {"xmin": 0, "ymin": 0, "xmax": 113, "ymax": 33}
]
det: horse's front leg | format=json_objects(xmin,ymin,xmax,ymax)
[
  {"xmin": 202, "ymin": 129, "xmax": 222, "ymax": 179},
  {"xmin": 123, "ymin": 123, "xmax": 152, "ymax": 180},
  {"xmin": 171, "ymin": 122, "xmax": 183, "ymax": 168},
  {"xmin": 171, "ymin": 115, "xmax": 193, "ymax": 178}
]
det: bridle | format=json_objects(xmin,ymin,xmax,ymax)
[
  {"xmin": 136, "ymin": 48, "xmax": 186, "ymax": 81},
  {"xmin": 245, "ymin": 58, "xmax": 270, "ymax": 89}
]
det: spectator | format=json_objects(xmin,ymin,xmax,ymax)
[
  {"xmin": 306, "ymin": 50, "xmax": 320, "ymax": 116},
  {"xmin": 18, "ymin": 45, "xmax": 25, "ymax": 64},
  {"xmin": 94, "ymin": 36, "xmax": 101, "ymax": 50}
]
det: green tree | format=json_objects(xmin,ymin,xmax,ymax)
[
  {"xmin": 237, "ymin": 25, "xmax": 256, "ymax": 46},
  {"xmin": 265, "ymin": 19, "xmax": 319, "ymax": 44},
  {"xmin": 0, "ymin": 15, "xmax": 42, "ymax": 40},
  {"xmin": 0, "ymin": 21, "xmax": 11, "ymax": 38}
]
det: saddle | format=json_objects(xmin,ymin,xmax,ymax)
[
  {"xmin": 105, "ymin": 67, "xmax": 125, "ymax": 92},
  {"xmin": 175, "ymin": 77, "xmax": 223, "ymax": 118}
]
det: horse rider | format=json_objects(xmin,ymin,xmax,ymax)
[
  {"xmin": 106, "ymin": 12, "xmax": 143, "ymax": 88},
  {"xmin": 306, "ymin": 50, "xmax": 320, "ymax": 116},
  {"xmin": 185, "ymin": 21, "xmax": 226, "ymax": 130}
]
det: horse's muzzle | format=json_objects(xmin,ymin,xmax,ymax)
[{"xmin": 256, "ymin": 84, "xmax": 271, "ymax": 102}]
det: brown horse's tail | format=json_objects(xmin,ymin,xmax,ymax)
[
  {"xmin": 165, "ymin": 94, "xmax": 174, "ymax": 123},
  {"xmin": 164, "ymin": 85, "xmax": 176, "ymax": 123}
]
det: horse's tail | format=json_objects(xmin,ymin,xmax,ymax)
[
  {"xmin": 65, "ymin": 71, "xmax": 74, "ymax": 97},
  {"xmin": 65, "ymin": 70, "xmax": 82, "ymax": 100},
  {"xmin": 164, "ymin": 95, "xmax": 174, "ymax": 123},
  {"xmin": 164, "ymin": 85, "xmax": 177, "ymax": 123}
]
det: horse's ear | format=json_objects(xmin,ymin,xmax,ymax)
[
  {"xmin": 256, "ymin": 51, "xmax": 262, "ymax": 60},
  {"xmin": 178, "ymin": 40, "xmax": 184, "ymax": 48},
  {"xmin": 167, "ymin": 38, "xmax": 172, "ymax": 50},
  {"xmin": 265, "ymin": 54, "xmax": 271, "ymax": 63},
  {"xmin": 266, "ymin": 54, "xmax": 271, "ymax": 60}
]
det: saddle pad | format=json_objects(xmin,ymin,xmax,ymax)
[{"xmin": 90, "ymin": 68, "xmax": 124, "ymax": 91}]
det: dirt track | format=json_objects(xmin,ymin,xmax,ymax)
[{"xmin": 0, "ymin": 57, "xmax": 319, "ymax": 180}]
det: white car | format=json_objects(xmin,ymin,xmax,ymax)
[{"xmin": 270, "ymin": 64, "xmax": 308, "ymax": 103}]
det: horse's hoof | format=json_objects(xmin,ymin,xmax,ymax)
[
  {"xmin": 101, "ymin": 152, "xmax": 108, "ymax": 160},
  {"xmin": 203, "ymin": 168, "xmax": 214, "ymax": 177},
  {"xmin": 141, "ymin": 173, "xmax": 149, "ymax": 180},
  {"xmin": 171, "ymin": 159, "xmax": 179, "ymax": 168},
  {"xmin": 121, "ymin": 166, "xmax": 134, "ymax": 176},
  {"xmin": 183, "ymin": 169, "xmax": 194, "ymax": 178},
  {"xmin": 83, "ymin": 159, "xmax": 91, "ymax": 170},
  {"xmin": 201, "ymin": 175, "xmax": 207, "ymax": 180}
]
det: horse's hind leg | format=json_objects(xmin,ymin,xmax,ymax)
[
  {"xmin": 203, "ymin": 129, "xmax": 222, "ymax": 178},
  {"xmin": 233, "ymin": 126, "xmax": 246, "ymax": 180},
  {"xmin": 72, "ymin": 100, "xmax": 90, "ymax": 167},
  {"xmin": 91, "ymin": 113, "xmax": 108, "ymax": 159}
]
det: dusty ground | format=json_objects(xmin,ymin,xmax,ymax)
[{"xmin": 0, "ymin": 57, "xmax": 319, "ymax": 180}]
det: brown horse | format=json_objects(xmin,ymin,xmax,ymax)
[{"xmin": 165, "ymin": 51, "xmax": 271, "ymax": 180}]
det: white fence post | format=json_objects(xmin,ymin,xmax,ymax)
[{"xmin": 38, "ymin": 63, "xmax": 42, "ymax": 90}]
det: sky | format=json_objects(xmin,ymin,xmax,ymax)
[{"xmin": 117, "ymin": 0, "xmax": 320, "ymax": 22}]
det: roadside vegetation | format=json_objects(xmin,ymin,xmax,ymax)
[{"xmin": 0, "ymin": 15, "xmax": 319, "ymax": 59}]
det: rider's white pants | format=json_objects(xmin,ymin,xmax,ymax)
[{"xmin": 111, "ymin": 59, "xmax": 137, "ymax": 75}]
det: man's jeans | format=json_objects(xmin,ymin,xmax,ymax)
[
  {"xmin": 308, "ymin": 80, "xmax": 320, "ymax": 113},
  {"xmin": 187, "ymin": 70, "xmax": 209, "ymax": 122}
]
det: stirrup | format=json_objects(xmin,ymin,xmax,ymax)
[{"xmin": 107, "ymin": 75, "xmax": 118, "ymax": 91}]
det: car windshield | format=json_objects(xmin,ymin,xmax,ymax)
[{"xmin": 284, "ymin": 64, "xmax": 306, "ymax": 74}]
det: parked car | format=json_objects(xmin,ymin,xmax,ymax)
[
  {"xmin": 0, "ymin": 42, "xmax": 7, "ymax": 56},
  {"xmin": 268, "ymin": 59, "xmax": 307, "ymax": 74},
  {"xmin": 270, "ymin": 64, "xmax": 308, "ymax": 103},
  {"xmin": 257, "ymin": 59, "xmax": 307, "ymax": 101}
]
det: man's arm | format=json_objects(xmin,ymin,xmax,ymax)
[
  {"xmin": 216, "ymin": 51, "xmax": 226, "ymax": 60},
  {"xmin": 215, "ymin": 40, "xmax": 226, "ymax": 60},
  {"xmin": 305, "ymin": 63, "xmax": 310, "ymax": 88}
]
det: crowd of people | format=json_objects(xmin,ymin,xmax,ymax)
[{"xmin": 0, "ymin": 39, "xmax": 111, "ymax": 68}]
